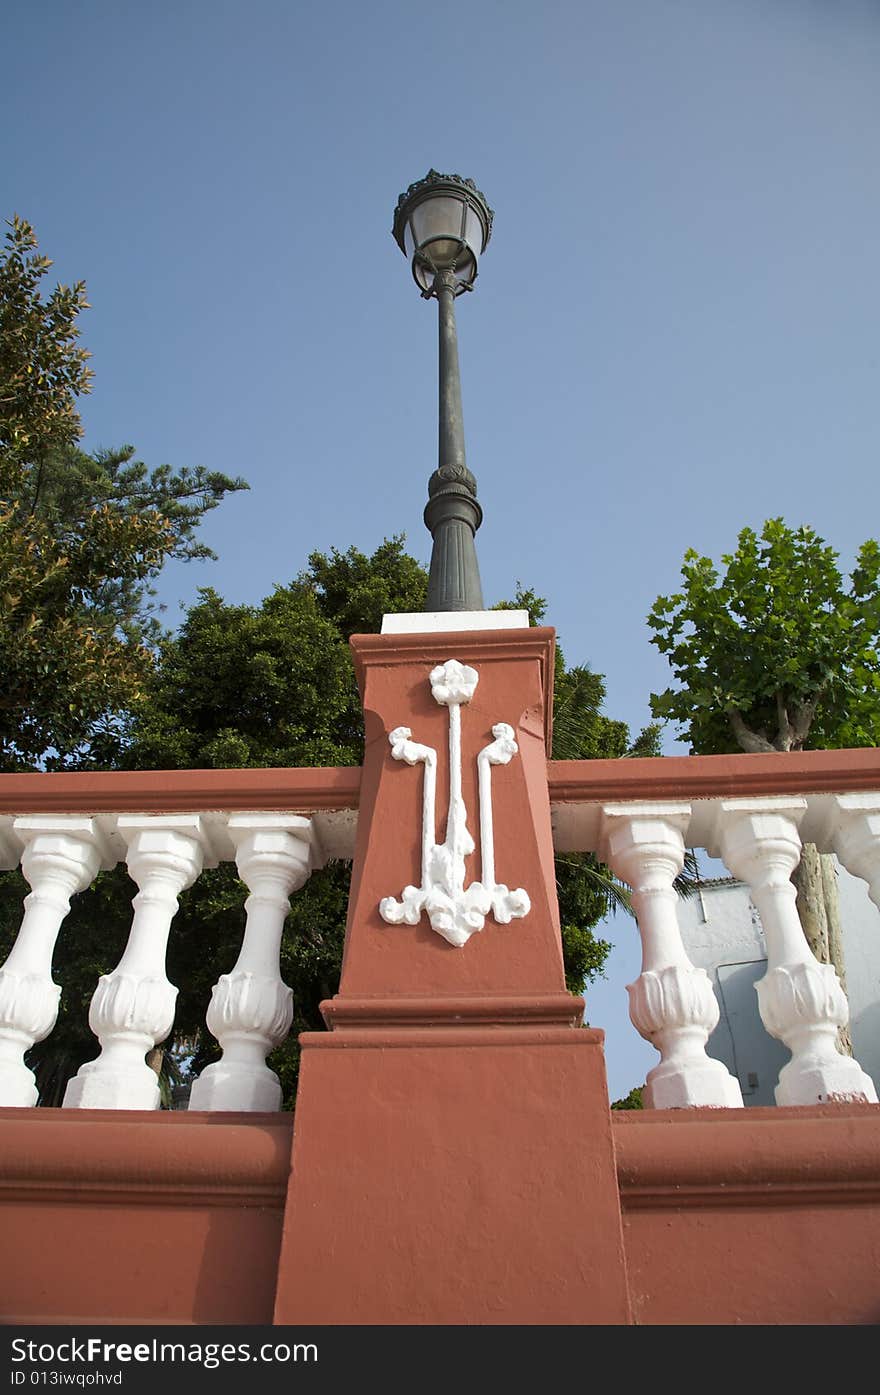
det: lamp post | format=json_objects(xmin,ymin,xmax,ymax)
[{"xmin": 392, "ymin": 170, "xmax": 493, "ymax": 612}]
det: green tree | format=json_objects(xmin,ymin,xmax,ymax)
[
  {"xmin": 0, "ymin": 216, "xmax": 247, "ymax": 771},
  {"xmin": 1, "ymin": 543, "xmax": 659, "ymax": 1106},
  {"xmin": 611, "ymin": 1085, "xmax": 644, "ymax": 1111},
  {"xmin": 1, "ymin": 215, "xmax": 92, "ymax": 468},
  {"xmin": 648, "ymin": 517, "xmax": 880, "ymax": 1025},
  {"xmin": 648, "ymin": 519, "xmax": 880, "ymax": 756},
  {"xmin": 118, "ymin": 538, "xmax": 430, "ymax": 773}
]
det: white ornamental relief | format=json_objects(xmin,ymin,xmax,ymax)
[{"xmin": 379, "ymin": 660, "xmax": 530, "ymax": 948}]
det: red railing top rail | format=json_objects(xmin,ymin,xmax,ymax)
[
  {"xmin": 1, "ymin": 747, "xmax": 878, "ymax": 818},
  {"xmin": 0, "ymin": 765, "xmax": 362, "ymax": 815},
  {"xmin": 547, "ymin": 747, "xmax": 880, "ymax": 804}
]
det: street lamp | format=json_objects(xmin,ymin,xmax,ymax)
[{"xmin": 392, "ymin": 170, "xmax": 493, "ymax": 612}]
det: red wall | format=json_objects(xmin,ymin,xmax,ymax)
[
  {"xmin": 615, "ymin": 1103, "xmax": 880, "ymax": 1325},
  {"xmin": 2, "ymin": 1101, "xmax": 878, "ymax": 1326},
  {"xmin": 0, "ymin": 1109, "xmax": 291, "ymax": 1325}
]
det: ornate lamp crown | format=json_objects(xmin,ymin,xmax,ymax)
[
  {"xmin": 392, "ymin": 170, "xmax": 494, "ymax": 297},
  {"xmin": 392, "ymin": 170, "xmax": 494, "ymax": 252}
]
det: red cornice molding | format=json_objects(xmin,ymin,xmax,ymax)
[
  {"xmin": 613, "ymin": 1103, "xmax": 880, "ymax": 1209},
  {"xmin": 321, "ymin": 992, "xmax": 586, "ymax": 1031},
  {"xmin": 350, "ymin": 626, "xmax": 556, "ymax": 665},
  {"xmin": 0, "ymin": 1108, "xmax": 293, "ymax": 1207}
]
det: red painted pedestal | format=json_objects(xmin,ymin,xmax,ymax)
[{"xmin": 274, "ymin": 628, "xmax": 631, "ymax": 1324}]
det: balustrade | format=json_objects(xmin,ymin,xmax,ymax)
[
  {"xmin": 0, "ymin": 751, "xmax": 878, "ymax": 1112},
  {"xmin": 599, "ymin": 803, "xmax": 743, "ymax": 1109},
  {"xmin": 552, "ymin": 758, "xmax": 880, "ymax": 1108},
  {"xmin": 63, "ymin": 817, "xmax": 220, "ymax": 1110},
  {"xmin": 710, "ymin": 798, "xmax": 876, "ymax": 1106},
  {"xmin": 188, "ymin": 815, "xmax": 317, "ymax": 1112},
  {"xmin": 0, "ymin": 790, "xmax": 345, "ymax": 1112}
]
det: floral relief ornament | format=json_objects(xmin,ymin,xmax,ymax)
[{"xmin": 379, "ymin": 660, "xmax": 530, "ymax": 947}]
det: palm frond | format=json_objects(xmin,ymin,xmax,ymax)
[{"xmin": 673, "ymin": 847, "xmax": 702, "ymax": 898}]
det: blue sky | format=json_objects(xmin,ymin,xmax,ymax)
[{"xmin": 5, "ymin": 0, "xmax": 880, "ymax": 1098}]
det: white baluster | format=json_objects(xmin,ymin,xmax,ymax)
[
  {"xmin": 600, "ymin": 803, "xmax": 743, "ymax": 1109},
  {"xmin": 827, "ymin": 794, "xmax": 880, "ymax": 911},
  {"xmin": 189, "ymin": 815, "xmax": 315, "ymax": 1112},
  {"xmin": 715, "ymin": 798, "xmax": 877, "ymax": 1105},
  {"xmin": 64, "ymin": 816, "xmax": 214, "ymax": 1110},
  {"xmin": 0, "ymin": 816, "xmax": 21, "ymax": 870},
  {"xmin": 0, "ymin": 818, "xmax": 111, "ymax": 1106}
]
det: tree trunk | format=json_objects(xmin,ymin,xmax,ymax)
[{"xmin": 791, "ymin": 843, "xmax": 853, "ymax": 1056}]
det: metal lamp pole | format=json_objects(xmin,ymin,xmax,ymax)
[{"xmin": 392, "ymin": 171, "xmax": 493, "ymax": 612}]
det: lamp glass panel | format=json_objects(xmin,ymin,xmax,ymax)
[
  {"xmin": 413, "ymin": 260, "xmax": 435, "ymax": 293},
  {"xmin": 464, "ymin": 205, "xmax": 486, "ymax": 254},
  {"xmin": 411, "ymin": 195, "xmax": 465, "ymax": 266},
  {"xmin": 453, "ymin": 250, "xmax": 478, "ymax": 286}
]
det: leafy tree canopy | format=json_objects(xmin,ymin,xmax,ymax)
[
  {"xmin": 114, "ymin": 539, "xmax": 429, "ymax": 773},
  {"xmin": 611, "ymin": 1085, "xmax": 644, "ymax": 1111},
  {"xmin": 0, "ymin": 215, "xmax": 92, "ymax": 467},
  {"xmin": 648, "ymin": 518, "xmax": 880, "ymax": 755},
  {"xmin": 0, "ymin": 215, "xmax": 247, "ymax": 770}
]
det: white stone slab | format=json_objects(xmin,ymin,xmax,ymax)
[{"xmin": 381, "ymin": 610, "xmax": 530, "ymax": 634}]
